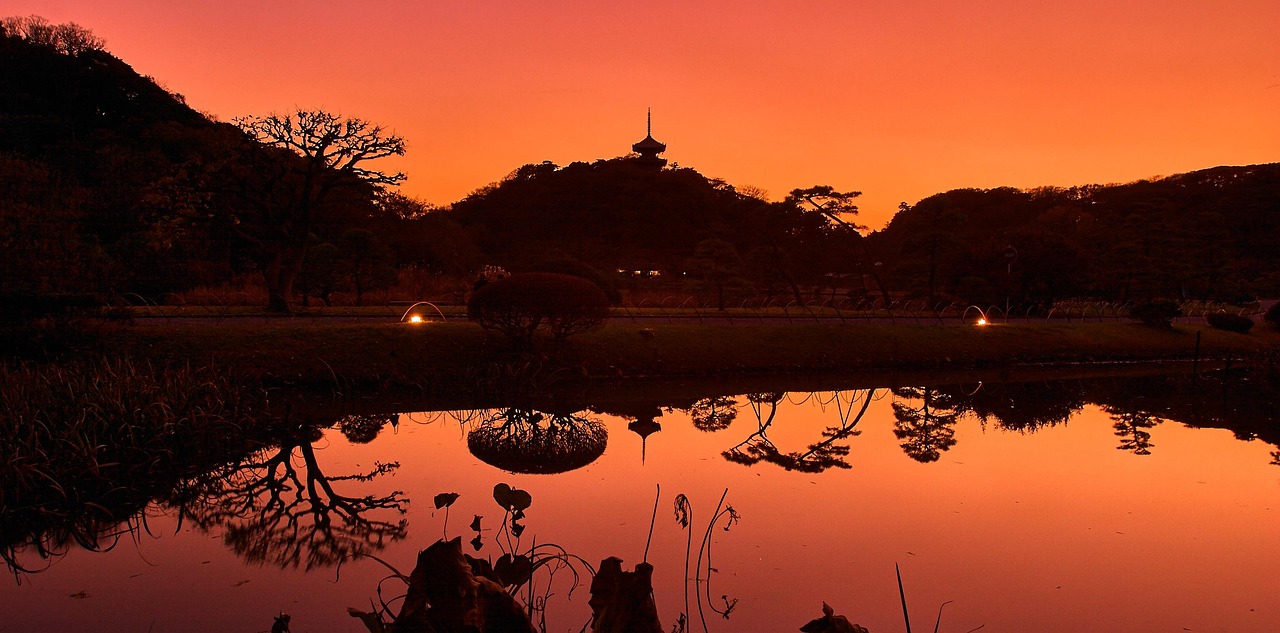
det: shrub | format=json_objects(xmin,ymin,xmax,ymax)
[
  {"xmin": 1266, "ymin": 303, "xmax": 1280, "ymax": 329},
  {"xmin": 528, "ymin": 258, "xmax": 623, "ymax": 305},
  {"xmin": 467, "ymin": 273, "xmax": 609, "ymax": 343},
  {"xmin": 1128, "ymin": 300, "xmax": 1182, "ymax": 328},
  {"xmin": 1206, "ymin": 312, "xmax": 1254, "ymax": 334}
]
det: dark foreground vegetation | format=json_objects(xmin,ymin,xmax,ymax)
[{"xmin": 0, "ymin": 358, "xmax": 275, "ymax": 571}]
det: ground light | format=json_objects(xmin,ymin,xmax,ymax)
[
  {"xmin": 962, "ymin": 305, "xmax": 991, "ymax": 326},
  {"xmin": 399, "ymin": 301, "xmax": 448, "ymax": 323}
]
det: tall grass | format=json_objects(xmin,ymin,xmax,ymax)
[{"xmin": 1, "ymin": 358, "xmax": 274, "ymax": 574}]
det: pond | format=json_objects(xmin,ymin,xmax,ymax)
[{"xmin": 4, "ymin": 367, "xmax": 1279, "ymax": 632}]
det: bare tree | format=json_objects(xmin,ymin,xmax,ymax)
[{"xmin": 231, "ymin": 110, "xmax": 406, "ymax": 312}]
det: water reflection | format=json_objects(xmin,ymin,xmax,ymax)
[
  {"xmin": 337, "ymin": 413, "xmax": 399, "ymax": 444},
  {"xmin": 945, "ymin": 380, "xmax": 1083, "ymax": 432},
  {"xmin": 3, "ymin": 413, "xmax": 409, "ymax": 576},
  {"xmin": 467, "ymin": 407, "xmax": 608, "ymax": 474},
  {"xmin": 176, "ymin": 421, "xmax": 408, "ymax": 570},
  {"xmin": 1107, "ymin": 408, "xmax": 1160, "ymax": 455},
  {"xmin": 890, "ymin": 387, "xmax": 961, "ymax": 463},
  {"xmin": 6, "ymin": 366, "xmax": 1280, "ymax": 632},
  {"xmin": 723, "ymin": 390, "xmax": 874, "ymax": 472},
  {"xmin": 685, "ymin": 395, "xmax": 739, "ymax": 432}
]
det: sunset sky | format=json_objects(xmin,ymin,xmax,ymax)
[{"xmin": 12, "ymin": 1, "xmax": 1279, "ymax": 228}]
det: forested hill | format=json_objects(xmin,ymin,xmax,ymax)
[
  {"xmin": 2, "ymin": 18, "xmax": 389, "ymax": 310},
  {"xmin": 1, "ymin": 19, "xmax": 246, "ymax": 297},
  {"xmin": 0, "ymin": 22, "xmax": 208, "ymax": 151},
  {"xmin": 872, "ymin": 163, "xmax": 1280, "ymax": 303},
  {"xmin": 446, "ymin": 158, "xmax": 775, "ymax": 271}
]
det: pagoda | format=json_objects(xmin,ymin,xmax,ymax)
[{"xmin": 631, "ymin": 109, "xmax": 667, "ymax": 169}]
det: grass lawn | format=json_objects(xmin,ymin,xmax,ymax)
[{"xmin": 108, "ymin": 319, "xmax": 1280, "ymax": 392}]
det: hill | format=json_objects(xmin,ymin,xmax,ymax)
[
  {"xmin": 1, "ymin": 17, "xmax": 390, "ymax": 311},
  {"xmin": 442, "ymin": 158, "xmax": 862, "ymax": 302},
  {"xmin": 871, "ymin": 163, "xmax": 1280, "ymax": 305},
  {"xmin": 1, "ymin": 17, "xmax": 242, "ymax": 296}
]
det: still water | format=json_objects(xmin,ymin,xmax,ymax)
[{"xmin": 4, "ymin": 370, "xmax": 1279, "ymax": 632}]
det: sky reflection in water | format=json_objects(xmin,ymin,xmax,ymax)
[{"xmin": 5, "ymin": 375, "xmax": 1279, "ymax": 632}]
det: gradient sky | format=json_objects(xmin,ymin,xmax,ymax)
[{"xmin": 11, "ymin": 1, "xmax": 1279, "ymax": 228}]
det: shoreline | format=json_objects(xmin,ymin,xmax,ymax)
[{"xmin": 108, "ymin": 320, "xmax": 1280, "ymax": 397}]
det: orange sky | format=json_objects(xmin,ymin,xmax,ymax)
[{"xmin": 13, "ymin": 1, "xmax": 1280, "ymax": 228}]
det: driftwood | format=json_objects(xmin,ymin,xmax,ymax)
[
  {"xmin": 588, "ymin": 557, "xmax": 662, "ymax": 633},
  {"xmin": 393, "ymin": 537, "xmax": 535, "ymax": 633}
]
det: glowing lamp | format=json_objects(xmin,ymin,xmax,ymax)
[
  {"xmin": 408, "ymin": 315, "xmax": 424, "ymax": 324},
  {"xmin": 976, "ymin": 318, "xmax": 987, "ymax": 326}
]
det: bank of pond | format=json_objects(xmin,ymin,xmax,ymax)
[{"xmin": 3, "ymin": 361, "xmax": 1279, "ymax": 632}]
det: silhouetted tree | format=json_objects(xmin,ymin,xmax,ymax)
[
  {"xmin": 686, "ymin": 238, "xmax": 747, "ymax": 310},
  {"xmin": 786, "ymin": 186, "xmax": 890, "ymax": 304},
  {"xmin": 232, "ymin": 110, "xmax": 406, "ymax": 312},
  {"xmin": 886, "ymin": 199, "xmax": 966, "ymax": 304},
  {"xmin": 297, "ymin": 242, "xmax": 342, "ymax": 306},
  {"xmin": 338, "ymin": 228, "xmax": 396, "ymax": 305}
]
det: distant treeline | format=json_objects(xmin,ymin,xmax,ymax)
[{"xmin": 3, "ymin": 17, "xmax": 1276, "ymax": 313}]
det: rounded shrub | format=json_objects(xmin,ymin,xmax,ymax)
[
  {"xmin": 467, "ymin": 272, "xmax": 610, "ymax": 342},
  {"xmin": 529, "ymin": 258, "xmax": 623, "ymax": 305},
  {"xmin": 1206, "ymin": 312, "xmax": 1254, "ymax": 334},
  {"xmin": 1128, "ymin": 299, "xmax": 1182, "ymax": 328}
]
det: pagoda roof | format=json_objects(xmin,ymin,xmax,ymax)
[{"xmin": 632, "ymin": 134, "xmax": 666, "ymax": 153}]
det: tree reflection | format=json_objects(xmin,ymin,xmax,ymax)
[
  {"xmin": 337, "ymin": 413, "xmax": 398, "ymax": 444},
  {"xmin": 177, "ymin": 423, "xmax": 408, "ymax": 570},
  {"xmin": 467, "ymin": 407, "xmax": 608, "ymax": 474},
  {"xmin": 722, "ymin": 390, "xmax": 874, "ymax": 472},
  {"xmin": 687, "ymin": 395, "xmax": 739, "ymax": 432},
  {"xmin": 891, "ymin": 387, "xmax": 960, "ymax": 463},
  {"xmin": 947, "ymin": 381, "xmax": 1085, "ymax": 432},
  {"xmin": 1106, "ymin": 407, "xmax": 1159, "ymax": 455}
]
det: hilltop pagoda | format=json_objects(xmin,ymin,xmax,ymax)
[{"xmin": 631, "ymin": 109, "xmax": 667, "ymax": 169}]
